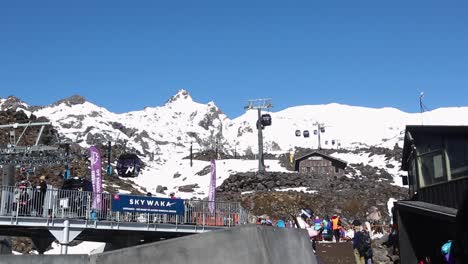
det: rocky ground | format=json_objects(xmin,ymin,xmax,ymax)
[
  {"xmin": 216, "ymin": 171, "xmax": 406, "ymax": 224},
  {"xmin": 371, "ymin": 235, "xmax": 400, "ymax": 264}
]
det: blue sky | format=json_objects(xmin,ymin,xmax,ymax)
[{"xmin": 1, "ymin": 0, "xmax": 467, "ymax": 118}]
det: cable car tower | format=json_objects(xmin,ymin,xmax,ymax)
[
  {"xmin": 313, "ymin": 122, "xmax": 326, "ymax": 150},
  {"xmin": 244, "ymin": 98, "xmax": 273, "ymax": 173},
  {"xmin": 0, "ymin": 122, "xmax": 71, "ymax": 186}
]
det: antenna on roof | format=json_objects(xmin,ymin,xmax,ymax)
[
  {"xmin": 419, "ymin": 92, "xmax": 424, "ymax": 125},
  {"xmin": 419, "ymin": 92, "xmax": 430, "ymax": 125}
]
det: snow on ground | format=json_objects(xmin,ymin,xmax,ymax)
[
  {"xmin": 131, "ymin": 158, "xmax": 289, "ymax": 199},
  {"xmin": 330, "ymin": 151, "xmax": 406, "ymax": 187},
  {"xmin": 125, "ymin": 149, "xmax": 406, "ymax": 200},
  {"xmin": 45, "ymin": 241, "xmax": 106, "ymax": 255}
]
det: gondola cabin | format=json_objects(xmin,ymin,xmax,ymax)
[
  {"xmin": 396, "ymin": 125, "xmax": 468, "ymax": 263},
  {"xmin": 260, "ymin": 114, "xmax": 272, "ymax": 126},
  {"xmin": 295, "ymin": 130, "xmax": 301, "ymax": 137},
  {"xmin": 303, "ymin": 130, "xmax": 310, "ymax": 138},
  {"xmin": 116, "ymin": 153, "xmax": 142, "ymax": 177}
]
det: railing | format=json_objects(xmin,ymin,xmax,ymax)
[{"xmin": 0, "ymin": 185, "xmax": 249, "ymax": 228}]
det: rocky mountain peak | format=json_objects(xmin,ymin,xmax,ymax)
[
  {"xmin": 165, "ymin": 89, "xmax": 193, "ymax": 105},
  {"xmin": 0, "ymin": 96, "xmax": 29, "ymax": 111},
  {"xmin": 52, "ymin": 95, "xmax": 86, "ymax": 107}
]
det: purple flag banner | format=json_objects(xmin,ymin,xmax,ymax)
[
  {"xmin": 90, "ymin": 146, "xmax": 103, "ymax": 209},
  {"xmin": 208, "ymin": 159, "xmax": 216, "ymax": 214}
]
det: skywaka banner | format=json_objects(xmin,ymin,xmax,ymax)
[
  {"xmin": 90, "ymin": 146, "xmax": 103, "ymax": 209},
  {"xmin": 111, "ymin": 194, "xmax": 184, "ymax": 215},
  {"xmin": 208, "ymin": 159, "xmax": 216, "ymax": 214}
]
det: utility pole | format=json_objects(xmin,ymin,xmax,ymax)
[
  {"xmin": 190, "ymin": 142, "xmax": 193, "ymax": 167},
  {"xmin": 106, "ymin": 141, "xmax": 112, "ymax": 176},
  {"xmin": 313, "ymin": 122, "xmax": 325, "ymax": 150},
  {"xmin": 234, "ymin": 143, "xmax": 237, "ymax": 159},
  {"xmin": 215, "ymin": 139, "xmax": 219, "ymax": 160},
  {"xmin": 244, "ymin": 98, "xmax": 273, "ymax": 173}
]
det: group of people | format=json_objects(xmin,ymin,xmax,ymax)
[
  {"xmin": 255, "ymin": 209, "xmax": 375, "ymax": 264},
  {"xmin": 11, "ymin": 176, "xmax": 48, "ymax": 217}
]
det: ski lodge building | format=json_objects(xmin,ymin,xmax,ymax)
[{"xmin": 294, "ymin": 151, "xmax": 347, "ymax": 177}]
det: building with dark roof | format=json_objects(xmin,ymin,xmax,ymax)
[
  {"xmin": 401, "ymin": 125, "xmax": 468, "ymax": 207},
  {"xmin": 397, "ymin": 125, "xmax": 468, "ymax": 263},
  {"xmin": 294, "ymin": 151, "xmax": 347, "ymax": 177}
]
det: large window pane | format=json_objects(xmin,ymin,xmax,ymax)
[
  {"xmin": 418, "ymin": 151, "xmax": 447, "ymax": 187},
  {"xmin": 446, "ymin": 138, "xmax": 468, "ymax": 179}
]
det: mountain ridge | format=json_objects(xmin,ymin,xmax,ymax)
[{"xmin": 1, "ymin": 90, "xmax": 468, "ymax": 200}]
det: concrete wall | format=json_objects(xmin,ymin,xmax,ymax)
[
  {"xmin": 0, "ymin": 255, "xmax": 88, "ymax": 264},
  {"xmin": 90, "ymin": 225, "xmax": 317, "ymax": 264},
  {"xmin": 1, "ymin": 225, "xmax": 317, "ymax": 264}
]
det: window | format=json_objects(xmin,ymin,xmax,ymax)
[
  {"xmin": 319, "ymin": 167, "xmax": 324, "ymax": 174},
  {"xmin": 446, "ymin": 138, "xmax": 468, "ymax": 179},
  {"xmin": 418, "ymin": 150, "xmax": 447, "ymax": 187},
  {"xmin": 306, "ymin": 167, "xmax": 311, "ymax": 173},
  {"xmin": 335, "ymin": 167, "xmax": 339, "ymax": 173}
]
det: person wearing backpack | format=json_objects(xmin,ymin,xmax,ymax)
[
  {"xmin": 362, "ymin": 226, "xmax": 373, "ymax": 264},
  {"xmin": 353, "ymin": 224, "xmax": 365, "ymax": 264},
  {"xmin": 353, "ymin": 224, "xmax": 373, "ymax": 264}
]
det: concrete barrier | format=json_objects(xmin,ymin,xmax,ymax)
[
  {"xmin": 1, "ymin": 225, "xmax": 317, "ymax": 264},
  {"xmin": 0, "ymin": 255, "xmax": 88, "ymax": 264},
  {"xmin": 90, "ymin": 225, "xmax": 317, "ymax": 264}
]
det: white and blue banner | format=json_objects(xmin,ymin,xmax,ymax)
[{"xmin": 111, "ymin": 194, "xmax": 184, "ymax": 215}]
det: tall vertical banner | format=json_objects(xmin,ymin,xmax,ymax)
[
  {"xmin": 90, "ymin": 146, "xmax": 103, "ymax": 209},
  {"xmin": 208, "ymin": 159, "xmax": 216, "ymax": 214}
]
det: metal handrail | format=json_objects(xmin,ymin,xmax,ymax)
[{"xmin": 0, "ymin": 185, "xmax": 249, "ymax": 228}]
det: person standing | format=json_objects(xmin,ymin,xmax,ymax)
[
  {"xmin": 354, "ymin": 223, "xmax": 373, "ymax": 264},
  {"xmin": 314, "ymin": 216, "xmax": 322, "ymax": 231},
  {"xmin": 322, "ymin": 215, "xmax": 332, "ymax": 241},
  {"xmin": 362, "ymin": 224, "xmax": 373, "ymax": 264},
  {"xmin": 331, "ymin": 214, "xmax": 342, "ymax": 243},
  {"xmin": 353, "ymin": 224, "xmax": 366, "ymax": 264},
  {"xmin": 38, "ymin": 176, "xmax": 47, "ymax": 216}
]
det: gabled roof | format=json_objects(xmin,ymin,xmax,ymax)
[
  {"xmin": 402, "ymin": 125, "xmax": 468, "ymax": 170},
  {"xmin": 294, "ymin": 151, "xmax": 347, "ymax": 171}
]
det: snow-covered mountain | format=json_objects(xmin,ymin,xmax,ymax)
[{"xmin": 2, "ymin": 90, "xmax": 468, "ymax": 198}]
